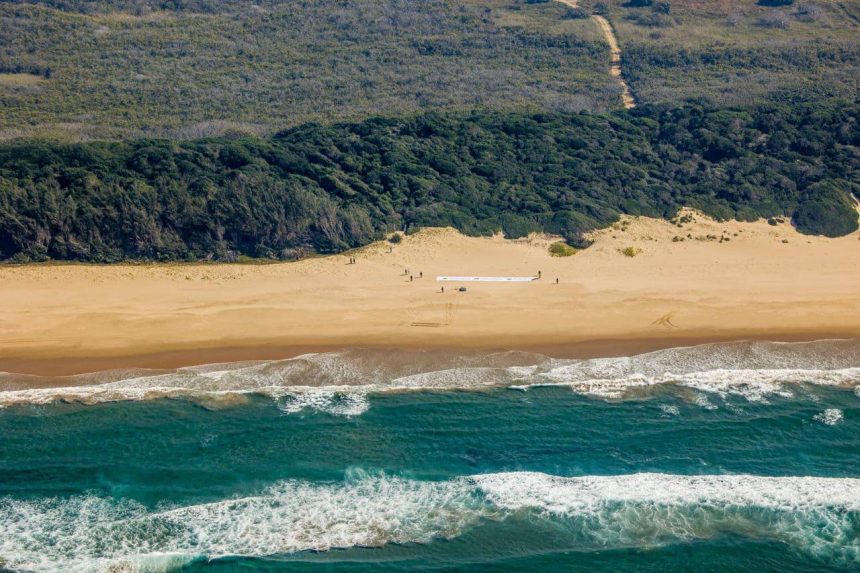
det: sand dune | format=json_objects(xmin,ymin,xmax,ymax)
[{"xmin": 0, "ymin": 210, "xmax": 858, "ymax": 375}]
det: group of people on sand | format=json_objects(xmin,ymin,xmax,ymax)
[
  {"xmin": 404, "ymin": 268, "xmax": 424, "ymax": 282},
  {"xmin": 538, "ymin": 270, "xmax": 559, "ymax": 284},
  {"xmin": 348, "ymin": 252, "xmax": 558, "ymax": 284},
  {"xmin": 349, "ymin": 255, "xmax": 558, "ymax": 285}
]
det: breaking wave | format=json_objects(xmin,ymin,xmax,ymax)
[
  {"xmin": 0, "ymin": 340, "xmax": 858, "ymax": 413},
  {"xmin": 1, "ymin": 471, "xmax": 858, "ymax": 572}
]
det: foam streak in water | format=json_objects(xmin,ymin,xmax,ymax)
[
  {"xmin": 0, "ymin": 472, "xmax": 483, "ymax": 573},
  {"xmin": 1, "ymin": 472, "xmax": 859, "ymax": 572}
]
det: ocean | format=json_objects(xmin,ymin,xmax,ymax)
[{"xmin": 0, "ymin": 340, "xmax": 858, "ymax": 572}]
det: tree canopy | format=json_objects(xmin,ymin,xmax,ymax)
[{"xmin": 0, "ymin": 101, "xmax": 857, "ymax": 262}]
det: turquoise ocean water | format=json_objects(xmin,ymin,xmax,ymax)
[{"xmin": 0, "ymin": 340, "xmax": 858, "ymax": 572}]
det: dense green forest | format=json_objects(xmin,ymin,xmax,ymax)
[{"xmin": 1, "ymin": 101, "xmax": 857, "ymax": 262}]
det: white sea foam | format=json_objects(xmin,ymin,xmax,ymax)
[
  {"xmin": 533, "ymin": 364, "xmax": 860, "ymax": 401},
  {"xmin": 0, "ymin": 471, "xmax": 485, "ymax": 573},
  {"xmin": 693, "ymin": 393, "xmax": 718, "ymax": 410},
  {"xmin": 813, "ymin": 409, "xmax": 844, "ymax": 426},
  {"xmin": 277, "ymin": 387, "xmax": 370, "ymax": 416},
  {"xmin": 660, "ymin": 404, "xmax": 680, "ymax": 416},
  {"xmin": 473, "ymin": 472, "xmax": 860, "ymax": 563},
  {"xmin": 0, "ymin": 340, "xmax": 857, "ymax": 412},
  {"xmin": 1, "ymin": 471, "xmax": 858, "ymax": 572},
  {"xmin": 472, "ymin": 472, "xmax": 860, "ymax": 514}
]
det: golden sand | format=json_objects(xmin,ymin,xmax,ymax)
[{"xmin": 1, "ymin": 210, "xmax": 858, "ymax": 375}]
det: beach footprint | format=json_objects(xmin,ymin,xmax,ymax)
[{"xmin": 651, "ymin": 312, "xmax": 679, "ymax": 328}]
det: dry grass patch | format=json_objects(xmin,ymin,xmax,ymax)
[{"xmin": 0, "ymin": 73, "xmax": 46, "ymax": 87}]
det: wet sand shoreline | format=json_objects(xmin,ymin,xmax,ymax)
[{"xmin": 2, "ymin": 332, "xmax": 858, "ymax": 381}]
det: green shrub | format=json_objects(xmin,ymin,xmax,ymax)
[
  {"xmin": 563, "ymin": 7, "xmax": 590, "ymax": 19},
  {"xmin": 549, "ymin": 242, "xmax": 577, "ymax": 257},
  {"xmin": 792, "ymin": 182, "xmax": 860, "ymax": 237}
]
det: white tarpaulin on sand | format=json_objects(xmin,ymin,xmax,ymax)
[{"xmin": 436, "ymin": 276, "xmax": 537, "ymax": 282}]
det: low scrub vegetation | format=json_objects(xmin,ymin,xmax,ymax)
[
  {"xmin": 0, "ymin": 101, "xmax": 857, "ymax": 262},
  {"xmin": 0, "ymin": 0, "xmax": 613, "ymax": 140},
  {"xmin": 2, "ymin": 0, "xmax": 858, "ymax": 140},
  {"xmin": 549, "ymin": 242, "xmax": 577, "ymax": 256},
  {"xmin": 598, "ymin": 0, "xmax": 860, "ymax": 108}
]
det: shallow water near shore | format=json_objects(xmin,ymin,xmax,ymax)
[{"xmin": 0, "ymin": 340, "xmax": 858, "ymax": 572}]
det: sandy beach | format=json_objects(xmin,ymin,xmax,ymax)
[{"xmin": 1, "ymin": 209, "xmax": 858, "ymax": 376}]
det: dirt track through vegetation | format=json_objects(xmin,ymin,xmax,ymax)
[{"xmin": 554, "ymin": 0, "xmax": 636, "ymax": 109}]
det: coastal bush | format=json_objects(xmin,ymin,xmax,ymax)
[
  {"xmin": 0, "ymin": 101, "xmax": 858, "ymax": 262},
  {"xmin": 794, "ymin": 4, "xmax": 823, "ymax": 22},
  {"xmin": 612, "ymin": 0, "xmax": 859, "ymax": 110},
  {"xmin": 0, "ymin": 0, "xmax": 614, "ymax": 140},
  {"xmin": 757, "ymin": 12, "xmax": 791, "ymax": 28},
  {"xmin": 2, "ymin": 0, "xmax": 859, "ymax": 140},
  {"xmin": 792, "ymin": 182, "xmax": 860, "ymax": 237},
  {"xmin": 563, "ymin": 7, "xmax": 591, "ymax": 19},
  {"xmin": 620, "ymin": 247, "xmax": 642, "ymax": 257},
  {"xmin": 626, "ymin": 12, "xmax": 675, "ymax": 28}
]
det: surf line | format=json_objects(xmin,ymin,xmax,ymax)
[{"xmin": 553, "ymin": 0, "xmax": 636, "ymax": 109}]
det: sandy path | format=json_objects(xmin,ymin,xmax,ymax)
[
  {"xmin": 554, "ymin": 0, "xmax": 636, "ymax": 109},
  {"xmin": 1, "ymin": 210, "xmax": 858, "ymax": 375},
  {"xmin": 591, "ymin": 15, "xmax": 636, "ymax": 108}
]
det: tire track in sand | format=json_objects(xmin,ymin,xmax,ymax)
[{"xmin": 554, "ymin": 0, "xmax": 636, "ymax": 109}]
